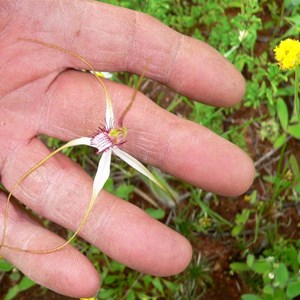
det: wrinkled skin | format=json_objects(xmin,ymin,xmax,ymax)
[{"xmin": 0, "ymin": 0, "xmax": 255, "ymax": 297}]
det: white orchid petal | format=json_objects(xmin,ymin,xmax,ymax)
[
  {"xmin": 92, "ymin": 149, "xmax": 112, "ymax": 199},
  {"xmin": 105, "ymin": 97, "xmax": 114, "ymax": 129},
  {"xmin": 64, "ymin": 137, "xmax": 91, "ymax": 147},
  {"xmin": 113, "ymin": 148, "xmax": 167, "ymax": 193}
]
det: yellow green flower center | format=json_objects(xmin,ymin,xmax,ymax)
[{"xmin": 108, "ymin": 127, "xmax": 128, "ymax": 144}]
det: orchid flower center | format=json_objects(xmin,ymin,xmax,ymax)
[
  {"xmin": 90, "ymin": 126, "xmax": 128, "ymax": 154},
  {"xmin": 108, "ymin": 127, "xmax": 128, "ymax": 144}
]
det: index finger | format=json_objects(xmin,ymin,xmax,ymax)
[{"xmin": 12, "ymin": 0, "xmax": 245, "ymax": 106}]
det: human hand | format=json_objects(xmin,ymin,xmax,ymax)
[{"xmin": 0, "ymin": 0, "xmax": 255, "ymax": 297}]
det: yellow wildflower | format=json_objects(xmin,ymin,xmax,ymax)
[{"xmin": 274, "ymin": 38, "xmax": 300, "ymax": 70}]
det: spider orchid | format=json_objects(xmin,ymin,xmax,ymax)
[{"xmin": 0, "ymin": 39, "xmax": 170, "ymax": 254}]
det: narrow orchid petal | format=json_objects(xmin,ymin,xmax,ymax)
[
  {"xmin": 112, "ymin": 148, "xmax": 170, "ymax": 195},
  {"xmin": 105, "ymin": 99, "xmax": 114, "ymax": 130},
  {"xmin": 35, "ymin": 149, "xmax": 112, "ymax": 254},
  {"xmin": 94, "ymin": 72, "xmax": 114, "ymax": 129},
  {"xmin": 65, "ymin": 137, "xmax": 91, "ymax": 147},
  {"xmin": 92, "ymin": 149, "xmax": 112, "ymax": 199},
  {"xmin": 41, "ymin": 149, "xmax": 112, "ymax": 253}
]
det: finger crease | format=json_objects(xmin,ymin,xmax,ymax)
[{"xmin": 164, "ymin": 33, "xmax": 184, "ymax": 87}]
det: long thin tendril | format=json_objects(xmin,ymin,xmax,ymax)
[
  {"xmin": 0, "ymin": 138, "xmax": 89, "ymax": 253},
  {"xmin": 19, "ymin": 38, "xmax": 114, "ymax": 119}
]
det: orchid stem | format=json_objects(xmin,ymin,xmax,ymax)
[{"xmin": 118, "ymin": 59, "xmax": 151, "ymax": 127}]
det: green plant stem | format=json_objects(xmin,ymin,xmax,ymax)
[{"xmin": 293, "ymin": 66, "xmax": 300, "ymax": 122}]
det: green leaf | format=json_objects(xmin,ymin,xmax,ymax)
[
  {"xmin": 126, "ymin": 289, "xmax": 135, "ymax": 300},
  {"xmin": 9, "ymin": 270, "xmax": 21, "ymax": 281},
  {"xmin": 145, "ymin": 208, "xmax": 165, "ymax": 220},
  {"xmin": 252, "ymin": 261, "xmax": 271, "ymax": 274},
  {"xmin": 4, "ymin": 276, "xmax": 36, "ymax": 300},
  {"xmin": 287, "ymin": 281, "xmax": 300, "ymax": 298},
  {"xmin": 274, "ymin": 263, "xmax": 289, "ymax": 288},
  {"xmin": 103, "ymin": 275, "xmax": 118, "ymax": 285},
  {"xmin": 289, "ymin": 154, "xmax": 300, "ymax": 179},
  {"xmin": 162, "ymin": 279, "xmax": 179, "ymax": 292},
  {"xmin": 0, "ymin": 259, "xmax": 14, "ymax": 272},
  {"xmin": 99, "ymin": 288, "xmax": 117, "ymax": 299},
  {"xmin": 110, "ymin": 261, "xmax": 125, "ymax": 272},
  {"xmin": 4, "ymin": 286, "xmax": 19, "ymax": 300},
  {"xmin": 263, "ymin": 284, "xmax": 274, "ymax": 296},
  {"xmin": 231, "ymin": 225, "xmax": 243, "ymax": 237},
  {"xmin": 287, "ymin": 123, "xmax": 300, "ymax": 139},
  {"xmin": 277, "ymin": 98, "xmax": 289, "ymax": 130},
  {"xmin": 115, "ymin": 184, "xmax": 135, "ymax": 200},
  {"xmin": 237, "ymin": 209, "xmax": 251, "ymax": 224},
  {"xmin": 247, "ymin": 254, "xmax": 255, "ymax": 268},
  {"xmin": 282, "ymin": 245, "xmax": 299, "ymax": 272},
  {"xmin": 142, "ymin": 275, "xmax": 153, "ymax": 288},
  {"xmin": 152, "ymin": 278, "xmax": 164, "ymax": 294},
  {"xmin": 103, "ymin": 178, "xmax": 114, "ymax": 193},
  {"xmin": 241, "ymin": 294, "xmax": 262, "ymax": 300},
  {"xmin": 18, "ymin": 276, "xmax": 36, "ymax": 291},
  {"xmin": 273, "ymin": 132, "xmax": 287, "ymax": 149},
  {"xmin": 230, "ymin": 262, "xmax": 251, "ymax": 272},
  {"xmin": 273, "ymin": 289, "xmax": 285, "ymax": 300}
]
